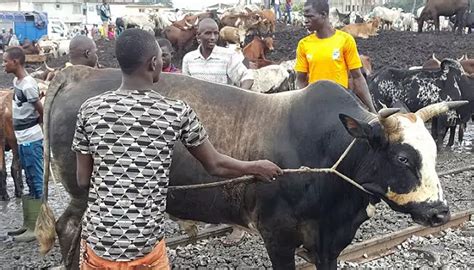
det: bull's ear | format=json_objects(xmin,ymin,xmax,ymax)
[{"xmin": 339, "ymin": 114, "xmax": 372, "ymax": 139}]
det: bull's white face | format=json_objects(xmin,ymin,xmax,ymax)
[
  {"xmin": 385, "ymin": 114, "xmax": 446, "ymax": 206},
  {"xmin": 340, "ymin": 111, "xmax": 450, "ymax": 227}
]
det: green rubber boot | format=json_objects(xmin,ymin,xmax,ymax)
[
  {"xmin": 14, "ymin": 197, "xmax": 42, "ymax": 242},
  {"xmin": 7, "ymin": 196, "xmax": 28, "ymax": 236}
]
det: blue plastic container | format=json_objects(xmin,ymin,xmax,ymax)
[{"xmin": 0, "ymin": 11, "xmax": 48, "ymax": 44}]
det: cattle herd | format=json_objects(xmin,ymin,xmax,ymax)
[{"xmin": 0, "ymin": 2, "xmax": 473, "ymax": 269}]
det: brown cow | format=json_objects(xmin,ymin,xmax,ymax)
[
  {"xmin": 220, "ymin": 13, "xmax": 262, "ymax": 31},
  {"xmin": 22, "ymin": 40, "xmax": 41, "ymax": 55},
  {"xmin": 219, "ymin": 26, "xmax": 247, "ymax": 46},
  {"xmin": 162, "ymin": 25, "xmax": 197, "ymax": 58},
  {"xmin": 0, "ymin": 90, "xmax": 23, "ymax": 201},
  {"xmin": 341, "ymin": 19, "xmax": 380, "ymax": 39},
  {"xmin": 242, "ymin": 36, "xmax": 274, "ymax": 62},
  {"xmin": 256, "ymin": 9, "xmax": 276, "ymax": 34},
  {"xmin": 423, "ymin": 54, "xmax": 442, "ymax": 70},
  {"xmin": 417, "ymin": 0, "xmax": 469, "ymax": 33},
  {"xmin": 459, "ymin": 55, "xmax": 474, "ymax": 75},
  {"xmin": 419, "ymin": 54, "xmax": 473, "ymax": 75},
  {"xmin": 170, "ymin": 14, "xmax": 200, "ymax": 30}
]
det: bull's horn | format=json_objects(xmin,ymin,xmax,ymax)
[
  {"xmin": 457, "ymin": 55, "xmax": 465, "ymax": 61},
  {"xmin": 44, "ymin": 61, "xmax": 54, "ymax": 72},
  {"xmin": 185, "ymin": 20, "xmax": 192, "ymax": 28},
  {"xmin": 415, "ymin": 101, "xmax": 469, "ymax": 122},
  {"xmin": 378, "ymin": 108, "xmax": 400, "ymax": 118},
  {"xmin": 377, "ymin": 108, "xmax": 400, "ymax": 135},
  {"xmin": 194, "ymin": 17, "xmax": 200, "ymax": 26},
  {"xmin": 432, "ymin": 53, "xmax": 440, "ymax": 62}
]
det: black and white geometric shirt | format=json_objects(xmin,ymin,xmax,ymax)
[{"xmin": 72, "ymin": 89, "xmax": 208, "ymax": 261}]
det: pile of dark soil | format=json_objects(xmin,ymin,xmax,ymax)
[{"xmin": 267, "ymin": 23, "xmax": 474, "ymax": 70}]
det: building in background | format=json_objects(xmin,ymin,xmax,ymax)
[
  {"xmin": 0, "ymin": 0, "xmax": 168, "ymax": 27},
  {"xmin": 330, "ymin": 0, "xmax": 390, "ymax": 14}
]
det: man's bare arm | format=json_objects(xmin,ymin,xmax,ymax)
[
  {"xmin": 296, "ymin": 71, "xmax": 308, "ymax": 89},
  {"xmin": 33, "ymin": 100, "xmax": 44, "ymax": 124},
  {"xmin": 76, "ymin": 153, "xmax": 93, "ymax": 190},
  {"xmin": 350, "ymin": 68, "xmax": 376, "ymax": 113},
  {"xmin": 187, "ymin": 140, "xmax": 282, "ymax": 181}
]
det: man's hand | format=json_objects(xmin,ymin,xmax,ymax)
[
  {"xmin": 188, "ymin": 140, "xmax": 282, "ymax": 182},
  {"xmin": 248, "ymin": 160, "xmax": 283, "ymax": 182}
]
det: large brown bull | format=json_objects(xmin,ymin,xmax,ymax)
[
  {"xmin": 162, "ymin": 25, "xmax": 197, "ymax": 58},
  {"xmin": 0, "ymin": 90, "xmax": 23, "ymax": 200},
  {"xmin": 220, "ymin": 12, "xmax": 264, "ymax": 34},
  {"xmin": 417, "ymin": 0, "xmax": 469, "ymax": 33},
  {"xmin": 37, "ymin": 65, "xmax": 460, "ymax": 269}
]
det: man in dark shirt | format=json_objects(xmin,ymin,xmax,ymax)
[{"xmin": 73, "ymin": 29, "xmax": 282, "ymax": 268}]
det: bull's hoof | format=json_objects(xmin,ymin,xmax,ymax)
[{"xmin": 0, "ymin": 194, "xmax": 10, "ymax": 201}]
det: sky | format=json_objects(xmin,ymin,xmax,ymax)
[{"xmin": 172, "ymin": 0, "xmax": 240, "ymax": 10}]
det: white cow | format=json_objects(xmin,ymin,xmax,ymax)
[
  {"xmin": 57, "ymin": 40, "xmax": 71, "ymax": 57},
  {"xmin": 372, "ymin": 6, "xmax": 402, "ymax": 29},
  {"xmin": 393, "ymin": 12, "xmax": 416, "ymax": 31},
  {"xmin": 251, "ymin": 65, "xmax": 292, "ymax": 93}
]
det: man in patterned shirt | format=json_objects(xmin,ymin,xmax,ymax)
[
  {"xmin": 182, "ymin": 18, "xmax": 254, "ymax": 89},
  {"xmin": 72, "ymin": 29, "xmax": 282, "ymax": 269}
]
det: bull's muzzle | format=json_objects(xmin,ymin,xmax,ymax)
[{"xmin": 410, "ymin": 202, "xmax": 450, "ymax": 227}]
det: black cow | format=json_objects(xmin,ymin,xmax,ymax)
[
  {"xmin": 38, "ymin": 66, "xmax": 461, "ymax": 270},
  {"xmin": 368, "ymin": 59, "xmax": 469, "ymax": 146},
  {"xmin": 464, "ymin": 12, "xmax": 474, "ymax": 33},
  {"xmin": 450, "ymin": 13, "xmax": 474, "ymax": 32}
]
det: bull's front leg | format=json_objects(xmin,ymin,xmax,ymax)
[
  {"xmin": 56, "ymin": 196, "xmax": 87, "ymax": 270},
  {"xmin": 261, "ymin": 229, "xmax": 298, "ymax": 270},
  {"xmin": 0, "ymin": 145, "xmax": 8, "ymax": 201},
  {"xmin": 447, "ymin": 126, "xmax": 456, "ymax": 147},
  {"xmin": 258, "ymin": 205, "xmax": 299, "ymax": 269},
  {"xmin": 458, "ymin": 123, "xmax": 465, "ymax": 143}
]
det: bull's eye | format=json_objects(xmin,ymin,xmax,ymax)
[{"xmin": 397, "ymin": 156, "xmax": 409, "ymax": 165}]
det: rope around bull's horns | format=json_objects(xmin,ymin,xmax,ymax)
[{"xmin": 168, "ymin": 140, "xmax": 374, "ymax": 195}]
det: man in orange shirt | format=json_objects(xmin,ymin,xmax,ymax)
[{"xmin": 295, "ymin": 0, "xmax": 376, "ymax": 113}]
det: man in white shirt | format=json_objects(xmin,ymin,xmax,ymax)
[
  {"xmin": 182, "ymin": 18, "xmax": 254, "ymax": 90},
  {"xmin": 3, "ymin": 47, "xmax": 44, "ymax": 242},
  {"xmin": 181, "ymin": 18, "xmax": 254, "ymax": 244}
]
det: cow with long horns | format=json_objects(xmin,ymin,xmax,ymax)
[
  {"xmin": 36, "ymin": 66, "xmax": 464, "ymax": 269},
  {"xmin": 369, "ymin": 58, "xmax": 471, "ymax": 146}
]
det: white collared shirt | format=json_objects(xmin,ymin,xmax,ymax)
[{"xmin": 182, "ymin": 46, "xmax": 253, "ymax": 87}]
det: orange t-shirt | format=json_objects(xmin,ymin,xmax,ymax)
[{"xmin": 294, "ymin": 30, "xmax": 362, "ymax": 88}]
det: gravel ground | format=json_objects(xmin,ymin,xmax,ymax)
[{"xmin": 0, "ymin": 123, "xmax": 471, "ymax": 269}]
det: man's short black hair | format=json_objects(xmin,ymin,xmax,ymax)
[
  {"xmin": 5, "ymin": 47, "xmax": 25, "ymax": 65},
  {"xmin": 305, "ymin": 0, "xmax": 329, "ymax": 15},
  {"xmin": 115, "ymin": 28, "xmax": 159, "ymax": 74},
  {"xmin": 157, "ymin": 38, "xmax": 173, "ymax": 52}
]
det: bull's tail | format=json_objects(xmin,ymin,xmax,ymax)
[{"xmin": 35, "ymin": 67, "xmax": 69, "ymax": 255}]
